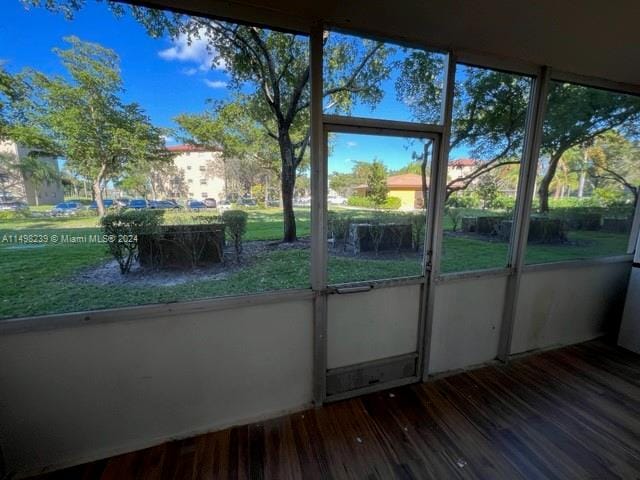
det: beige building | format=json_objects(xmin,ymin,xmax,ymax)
[
  {"xmin": 0, "ymin": 140, "xmax": 64, "ymax": 205},
  {"xmin": 163, "ymin": 145, "xmax": 226, "ymax": 201},
  {"xmin": 448, "ymin": 158, "xmax": 479, "ymax": 180}
]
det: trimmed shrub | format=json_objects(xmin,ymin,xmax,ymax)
[
  {"xmin": 328, "ymin": 211, "xmax": 352, "ymax": 250},
  {"xmin": 447, "ymin": 192, "xmax": 480, "ymax": 209},
  {"xmin": 0, "ymin": 209, "xmax": 30, "ymax": 221},
  {"xmin": 347, "ymin": 195, "xmax": 401, "ymax": 210},
  {"xmin": 222, "ymin": 210, "xmax": 248, "ymax": 260},
  {"xmin": 476, "ymin": 216, "xmax": 505, "ymax": 236},
  {"xmin": 404, "ymin": 213, "xmax": 426, "ymax": 251},
  {"xmin": 445, "ymin": 207, "xmax": 463, "ymax": 232},
  {"xmin": 528, "ymin": 216, "xmax": 567, "ymax": 243},
  {"xmin": 602, "ymin": 217, "xmax": 632, "ymax": 233},
  {"xmin": 461, "ymin": 216, "xmax": 478, "ymax": 233},
  {"xmin": 101, "ymin": 209, "xmax": 162, "ymax": 274},
  {"xmin": 138, "ymin": 224, "xmax": 225, "ymax": 268}
]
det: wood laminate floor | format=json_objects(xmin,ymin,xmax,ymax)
[{"xmin": 32, "ymin": 340, "xmax": 640, "ymax": 479}]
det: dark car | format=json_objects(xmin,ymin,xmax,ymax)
[
  {"xmin": 51, "ymin": 202, "xmax": 82, "ymax": 216},
  {"xmin": 186, "ymin": 199, "xmax": 206, "ymax": 210},
  {"xmin": 0, "ymin": 201, "xmax": 28, "ymax": 212},
  {"xmin": 149, "ymin": 200, "xmax": 180, "ymax": 209},
  {"xmin": 203, "ymin": 198, "xmax": 217, "ymax": 208},
  {"xmin": 89, "ymin": 199, "xmax": 114, "ymax": 210},
  {"xmin": 128, "ymin": 199, "xmax": 148, "ymax": 209},
  {"xmin": 238, "ymin": 197, "xmax": 257, "ymax": 207}
]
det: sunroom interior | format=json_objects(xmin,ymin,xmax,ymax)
[{"xmin": 1, "ymin": 0, "xmax": 640, "ymax": 478}]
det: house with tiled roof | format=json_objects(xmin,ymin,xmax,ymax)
[{"xmin": 355, "ymin": 173, "xmax": 428, "ymax": 210}]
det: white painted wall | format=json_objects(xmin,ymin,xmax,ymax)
[
  {"xmin": 511, "ymin": 262, "xmax": 630, "ymax": 354},
  {"xmin": 0, "ymin": 299, "xmax": 313, "ymax": 477},
  {"xmin": 428, "ymin": 275, "xmax": 507, "ymax": 374}
]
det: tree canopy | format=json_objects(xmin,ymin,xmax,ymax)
[{"xmin": 25, "ymin": 36, "xmax": 168, "ymax": 215}]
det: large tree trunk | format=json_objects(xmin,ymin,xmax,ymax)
[
  {"xmin": 281, "ymin": 163, "xmax": 296, "ymax": 242},
  {"xmin": 279, "ymin": 133, "xmax": 297, "ymax": 243},
  {"xmin": 538, "ymin": 153, "xmax": 563, "ymax": 213},
  {"xmin": 93, "ymin": 181, "xmax": 105, "ymax": 216},
  {"xmin": 93, "ymin": 165, "xmax": 107, "ymax": 216}
]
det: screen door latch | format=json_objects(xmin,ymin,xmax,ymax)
[{"xmin": 332, "ymin": 285, "xmax": 374, "ymax": 295}]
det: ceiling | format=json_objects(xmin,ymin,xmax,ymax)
[{"xmin": 140, "ymin": 0, "xmax": 640, "ymax": 89}]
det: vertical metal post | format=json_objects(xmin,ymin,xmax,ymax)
[
  {"xmin": 497, "ymin": 66, "xmax": 551, "ymax": 361},
  {"xmin": 421, "ymin": 53, "xmax": 456, "ymax": 381},
  {"xmin": 310, "ymin": 24, "xmax": 327, "ymax": 405}
]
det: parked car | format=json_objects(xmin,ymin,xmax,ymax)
[
  {"xmin": 163, "ymin": 199, "xmax": 181, "ymax": 209},
  {"xmin": 328, "ymin": 195, "xmax": 347, "ymax": 205},
  {"xmin": 186, "ymin": 199, "xmax": 206, "ymax": 210},
  {"xmin": 203, "ymin": 198, "xmax": 217, "ymax": 208},
  {"xmin": 128, "ymin": 199, "xmax": 148, "ymax": 209},
  {"xmin": 149, "ymin": 200, "xmax": 180, "ymax": 209},
  {"xmin": 114, "ymin": 198, "xmax": 129, "ymax": 208},
  {"xmin": 238, "ymin": 197, "xmax": 257, "ymax": 207},
  {"xmin": 293, "ymin": 196, "xmax": 311, "ymax": 207},
  {"xmin": 51, "ymin": 202, "xmax": 82, "ymax": 216},
  {"xmin": 89, "ymin": 199, "xmax": 114, "ymax": 210},
  {"xmin": 217, "ymin": 200, "xmax": 232, "ymax": 211},
  {"xmin": 0, "ymin": 200, "xmax": 28, "ymax": 212}
]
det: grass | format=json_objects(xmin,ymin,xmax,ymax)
[{"xmin": 0, "ymin": 206, "xmax": 631, "ymax": 319}]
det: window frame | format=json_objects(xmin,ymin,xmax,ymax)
[{"xmin": 1, "ymin": 1, "xmax": 638, "ymax": 332}]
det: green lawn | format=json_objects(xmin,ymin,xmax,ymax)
[{"xmin": 0, "ymin": 207, "xmax": 631, "ymax": 319}]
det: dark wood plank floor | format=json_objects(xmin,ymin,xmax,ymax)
[{"xmin": 32, "ymin": 340, "xmax": 640, "ymax": 479}]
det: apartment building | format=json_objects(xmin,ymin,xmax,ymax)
[
  {"xmin": 165, "ymin": 144, "xmax": 225, "ymax": 200},
  {"xmin": 0, "ymin": 140, "xmax": 64, "ymax": 205}
]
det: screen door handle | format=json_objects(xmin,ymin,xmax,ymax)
[{"xmin": 335, "ymin": 285, "xmax": 373, "ymax": 294}]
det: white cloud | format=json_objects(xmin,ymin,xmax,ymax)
[
  {"xmin": 346, "ymin": 141, "xmax": 358, "ymax": 148},
  {"xmin": 158, "ymin": 28, "xmax": 227, "ymax": 72},
  {"xmin": 181, "ymin": 67, "xmax": 198, "ymax": 76},
  {"xmin": 204, "ymin": 79, "xmax": 228, "ymax": 89}
]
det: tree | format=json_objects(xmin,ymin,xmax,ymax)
[
  {"xmin": 366, "ymin": 160, "xmax": 388, "ymax": 206},
  {"xmin": 398, "ymin": 61, "xmax": 531, "ymax": 199},
  {"xmin": 175, "ymin": 99, "xmax": 279, "ymax": 199},
  {"xmin": 476, "ymin": 172, "xmax": 500, "ymax": 209},
  {"xmin": 25, "ymin": 36, "xmax": 168, "ymax": 215},
  {"xmin": 397, "ymin": 59, "xmax": 640, "ymax": 210},
  {"xmin": 26, "ymin": 1, "xmax": 393, "ymax": 241},
  {"xmin": 587, "ymin": 131, "xmax": 640, "ymax": 205},
  {"xmin": 163, "ymin": 24, "xmax": 391, "ymax": 241},
  {"xmin": 538, "ymin": 83, "xmax": 640, "ymax": 211}
]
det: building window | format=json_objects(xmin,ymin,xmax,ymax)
[
  {"xmin": 186, "ymin": 165, "xmax": 192, "ymax": 170},
  {"xmin": 188, "ymin": 179, "xmax": 193, "ymax": 184},
  {"xmin": 201, "ymin": 192, "xmax": 208, "ymax": 198},
  {"xmin": 200, "ymin": 179, "xmax": 207, "ymax": 185},
  {"xmin": 199, "ymin": 165, "xmax": 206, "ymax": 172}
]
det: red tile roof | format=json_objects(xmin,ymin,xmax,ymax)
[
  {"xmin": 386, "ymin": 173, "xmax": 427, "ymax": 189},
  {"xmin": 166, "ymin": 144, "xmax": 222, "ymax": 153},
  {"xmin": 450, "ymin": 158, "xmax": 478, "ymax": 167}
]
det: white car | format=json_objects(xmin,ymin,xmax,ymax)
[
  {"xmin": 218, "ymin": 200, "xmax": 232, "ymax": 211},
  {"xmin": 328, "ymin": 195, "xmax": 347, "ymax": 205}
]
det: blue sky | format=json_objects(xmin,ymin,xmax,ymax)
[{"xmin": 0, "ymin": 0, "xmax": 457, "ymax": 174}]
